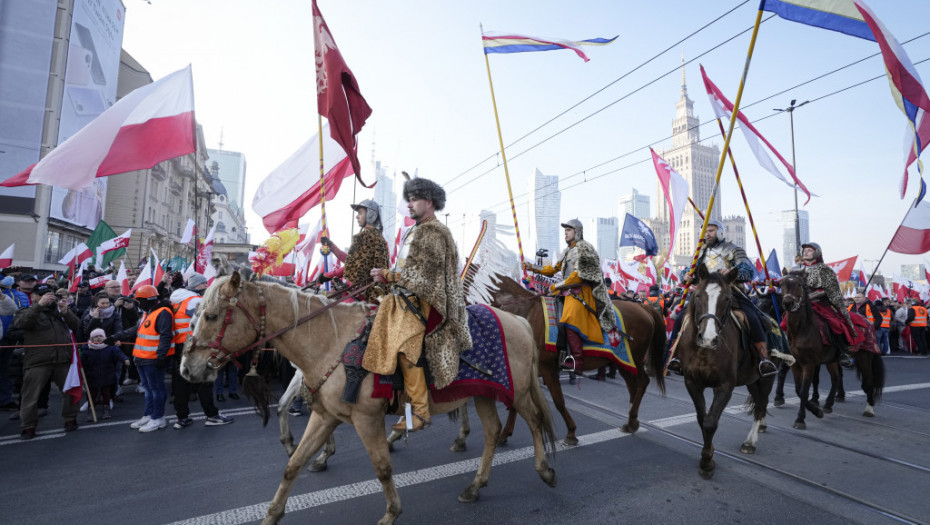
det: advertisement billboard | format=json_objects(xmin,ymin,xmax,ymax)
[
  {"xmin": 0, "ymin": 0, "xmax": 58, "ymax": 214},
  {"xmin": 49, "ymin": 0, "xmax": 126, "ymax": 229}
]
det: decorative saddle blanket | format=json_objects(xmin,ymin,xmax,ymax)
[
  {"xmin": 431, "ymin": 304, "xmax": 515, "ymax": 408},
  {"xmin": 542, "ymin": 296, "xmax": 636, "ymax": 373}
]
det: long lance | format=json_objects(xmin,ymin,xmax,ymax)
[
  {"xmin": 317, "ymin": 114, "xmax": 331, "ymax": 291},
  {"xmin": 481, "ymin": 24, "xmax": 529, "ymax": 281},
  {"xmin": 688, "ymin": 197, "xmax": 705, "ymax": 220},
  {"xmin": 673, "ymin": 6, "xmax": 766, "ymax": 312}
]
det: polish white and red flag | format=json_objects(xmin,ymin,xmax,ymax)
[
  {"xmin": 180, "ymin": 218, "xmax": 196, "ymax": 245},
  {"xmin": 150, "ymin": 249, "xmax": 166, "ymax": 286},
  {"xmin": 204, "ymin": 262, "xmax": 217, "ymax": 286},
  {"xmin": 195, "ymin": 224, "xmax": 216, "ymax": 273},
  {"xmin": 0, "ymin": 244, "xmax": 13, "ymax": 269},
  {"xmin": 700, "ymin": 65, "xmax": 814, "ymax": 204},
  {"xmin": 295, "ymin": 217, "xmax": 324, "ymax": 255},
  {"xmin": 130, "ymin": 261, "xmax": 153, "ymax": 293},
  {"xmin": 1, "ymin": 66, "xmax": 195, "ymax": 190},
  {"xmin": 58, "ymin": 242, "xmax": 93, "ymax": 268},
  {"xmin": 650, "ymin": 148, "xmax": 689, "ymax": 258},
  {"xmin": 866, "ymin": 283, "xmax": 883, "ymax": 302},
  {"xmin": 89, "ymin": 274, "xmax": 112, "ymax": 290},
  {"xmin": 116, "ymin": 260, "xmax": 131, "ymax": 296},
  {"xmin": 69, "ymin": 260, "xmax": 89, "ymax": 294},
  {"xmin": 889, "ymin": 198, "xmax": 930, "ymax": 254},
  {"xmin": 96, "ymin": 230, "xmax": 132, "ymax": 263},
  {"xmin": 826, "ymin": 255, "xmax": 857, "ymax": 282},
  {"xmin": 252, "ymin": 123, "xmax": 355, "ymax": 234},
  {"xmin": 62, "ymin": 335, "xmax": 84, "ymax": 405}
]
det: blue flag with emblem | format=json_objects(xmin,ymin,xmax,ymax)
[{"xmin": 619, "ymin": 213, "xmax": 658, "ymax": 256}]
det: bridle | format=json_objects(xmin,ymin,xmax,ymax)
[
  {"xmin": 692, "ymin": 282, "xmax": 731, "ymax": 342},
  {"xmin": 780, "ymin": 276, "xmax": 804, "ymax": 312}
]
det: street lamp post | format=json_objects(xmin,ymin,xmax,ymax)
[{"xmin": 774, "ymin": 99, "xmax": 809, "ymax": 261}]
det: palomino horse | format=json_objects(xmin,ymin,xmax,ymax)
[
  {"xmin": 486, "ymin": 273, "xmax": 667, "ymax": 445},
  {"xmin": 779, "ymin": 272, "xmax": 885, "ymax": 428},
  {"xmin": 181, "ymin": 272, "xmax": 558, "ymax": 525},
  {"xmin": 675, "ymin": 266, "xmax": 774, "ymax": 479}
]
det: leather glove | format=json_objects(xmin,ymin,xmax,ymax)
[
  {"xmin": 155, "ymin": 356, "xmax": 168, "ymax": 371},
  {"xmin": 317, "ymin": 273, "xmax": 331, "ymax": 284},
  {"xmin": 320, "ymin": 236, "xmax": 331, "ymax": 247}
]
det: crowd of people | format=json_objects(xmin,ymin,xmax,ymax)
[{"xmin": 0, "ymin": 267, "xmax": 237, "ymax": 439}]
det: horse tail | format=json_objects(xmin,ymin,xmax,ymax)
[
  {"xmin": 242, "ymin": 368, "xmax": 275, "ymax": 427},
  {"xmin": 644, "ymin": 304, "xmax": 667, "ymax": 396},
  {"xmin": 872, "ymin": 353, "xmax": 885, "ymax": 402},
  {"xmin": 525, "ymin": 322, "xmax": 558, "ymax": 459}
]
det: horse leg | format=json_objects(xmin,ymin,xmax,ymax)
[
  {"xmin": 740, "ymin": 381, "xmax": 768, "ymax": 454},
  {"xmin": 773, "ymin": 362, "xmax": 789, "ymax": 407},
  {"xmin": 277, "ymin": 369, "xmax": 303, "ymax": 456},
  {"xmin": 620, "ymin": 367, "xmax": 649, "ymax": 434},
  {"xmin": 684, "ymin": 379, "xmax": 710, "ymax": 478},
  {"xmin": 510, "ymin": 378, "xmax": 558, "ymax": 489},
  {"xmin": 459, "ymin": 398, "xmax": 502, "ymax": 503},
  {"xmin": 858, "ymin": 355, "xmax": 876, "ymax": 417},
  {"xmin": 497, "ymin": 407, "xmax": 517, "ymax": 447},
  {"xmin": 542, "ymin": 366, "xmax": 578, "ymax": 446},
  {"xmin": 352, "ymin": 412, "xmax": 403, "ymax": 525},
  {"xmin": 793, "ymin": 367, "xmax": 822, "ymax": 430},
  {"xmin": 308, "ymin": 434, "xmax": 336, "ymax": 472},
  {"xmin": 810, "ymin": 364, "xmax": 820, "ymax": 406},
  {"xmin": 822, "ymin": 363, "xmax": 839, "ymax": 413},
  {"xmin": 697, "ymin": 386, "xmax": 733, "ymax": 479},
  {"xmin": 451, "ymin": 404, "xmax": 471, "ymax": 452},
  {"xmin": 263, "ymin": 411, "xmax": 340, "ymax": 525}
]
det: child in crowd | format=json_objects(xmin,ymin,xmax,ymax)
[{"xmin": 82, "ymin": 328, "xmax": 129, "ymax": 420}]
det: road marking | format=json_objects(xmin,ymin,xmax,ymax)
[
  {"xmin": 167, "ymin": 427, "xmax": 632, "ymax": 525},
  {"xmin": 0, "ymin": 432, "xmax": 64, "ymax": 445}
]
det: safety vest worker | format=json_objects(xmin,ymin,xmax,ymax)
[{"xmin": 880, "ymin": 310, "xmax": 891, "ymax": 329}]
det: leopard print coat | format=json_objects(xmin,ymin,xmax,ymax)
[{"xmin": 343, "ymin": 226, "xmax": 390, "ymax": 302}]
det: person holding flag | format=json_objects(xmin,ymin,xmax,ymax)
[
  {"xmin": 524, "ymin": 219, "xmax": 614, "ymax": 374},
  {"xmin": 12, "ymin": 282, "xmax": 81, "ymax": 439}
]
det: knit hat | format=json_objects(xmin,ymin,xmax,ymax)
[
  {"xmin": 89, "ymin": 328, "xmax": 107, "ymax": 340},
  {"xmin": 0, "ymin": 276, "xmax": 13, "ymax": 288},
  {"xmin": 187, "ymin": 273, "xmax": 208, "ymax": 290}
]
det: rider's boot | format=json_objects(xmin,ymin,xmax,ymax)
[
  {"xmin": 755, "ymin": 342, "xmax": 778, "ymax": 378},
  {"xmin": 562, "ymin": 329, "xmax": 585, "ymax": 374},
  {"xmin": 838, "ymin": 345, "xmax": 854, "ymax": 369},
  {"xmin": 391, "ymin": 354, "xmax": 431, "ymax": 432}
]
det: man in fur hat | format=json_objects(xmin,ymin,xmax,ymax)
[
  {"xmin": 364, "ymin": 177, "xmax": 471, "ymax": 432},
  {"xmin": 319, "ymin": 199, "xmax": 391, "ymax": 302},
  {"xmin": 525, "ymin": 219, "xmax": 614, "ymax": 373}
]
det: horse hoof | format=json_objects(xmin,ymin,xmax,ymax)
[
  {"xmin": 810, "ymin": 399, "xmax": 820, "ymax": 407},
  {"xmin": 308, "ymin": 460, "xmax": 328, "ymax": 473},
  {"xmin": 812, "ymin": 408, "xmax": 824, "ymax": 419},
  {"xmin": 450, "ymin": 440, "xmax": 467, "ymax": 453},
  {"xmin": 835, "ymin": 396, "xmax": 845, "ymax": 403},
  {"xmin": 759, "ymin": 425, "xmax": 767, "ymax": 433},
  {"xmin": 562, "ymin": 436, "xmax": 579, "ymax": 447},
  {"xmin": 699, "ymin": 467, "xmax": 715, "ymax": 480},
  {"xmin": 495, "ymin": 437, "xmax": 509, "ymax": 447},
  {"xmin": 458, "ymin": 487, "xmax": 480, "ymax": 503},
  {"xmin": 621, "ymin": 422, "xmax": 639, "ymax": 434},
  {"xmin": 822, "ymin": 407, "xmax": 832, "ymax": 414},
  {"xmin": 740, "ymin": 442, "xmax": 756, "ymax": 454},
  {"xmin": 773, "ymin": 397, "xmax": 785, "ymax": 407},
  {"xmin": 863, "ymin": 410, "xmax": 875, "ymax": 418},
  {"xmin": 387, "ymin": 442, "xmax": 394, "ymax": 453},
  {"xmin": 541, "ymin": 467, "xmax": 558, "ymax": 488},
  {"xmin": 793, "ymin": 421, "xmax": 806, "ymax": 430}
]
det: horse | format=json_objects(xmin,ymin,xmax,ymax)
[
  {"xmin": 180, "ymin": 272, "xmax": 558, "ymax": 525},
  {"xmin": 675, "ymin": 265, "xmax": 774, "ymax": 479},
  {"xmin": 779, "ymin": 272, "xmax": 885, "ymax": 427},
  {"xmin": 483, "ymin": 272, "xmax": 667, "ymax": 445}
]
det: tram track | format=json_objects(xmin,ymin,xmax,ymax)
[{"xmin": 560, "ymin": 388, "xmax": 929, "ymax": 525}]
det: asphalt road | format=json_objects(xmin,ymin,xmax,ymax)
[{"xmin": 2, "ymin": 353, "xmax": 929, "ymax": 525}]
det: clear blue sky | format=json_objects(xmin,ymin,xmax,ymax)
[{"xmin": 122, "ymin": 0, "xmax": 930, "ymax": 276}]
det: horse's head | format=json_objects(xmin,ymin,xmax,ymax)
[
  {"xmin": 780, "ymin": 271, "xmax": 807, "ymax": 312},
  {"xmin": 181, "ymin": 271, "xmax": 264, "ymax": 383},
  {"xmin": 690, "ymin": 264, "xmax": 736, "ymax": 349}
]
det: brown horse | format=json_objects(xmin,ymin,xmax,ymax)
[
  {"xmin": 180, "ymin": 272, "xmax": 558, "ymax": 525},
  {"xmin": 484, "ymin": 273, "xmax": 667, "ymax": 445},
  {"xmin": 675, "ymin": 266, "xmax": 774, "ymax": 479},
  {"xmin": 779, "ymin": 272, "xmax": 885, "ymax": 428}
]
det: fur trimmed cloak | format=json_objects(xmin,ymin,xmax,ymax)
[
  {"xmin": 343, "ymin": 226, "xmax": 390, "ymax": 302},
  {"xmin": 541, "ymin": 239, "xmax": 614, "ymax": 342}
]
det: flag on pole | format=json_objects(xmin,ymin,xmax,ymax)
[
  {"xmin": 252, "ymin": 124, "xmax": 355, "ymax": 234},
  {"xmin": 131, "ymin": 261, "xmax": 153, "ymax": 293},
  {"xmin": 182, "ymin": 262, "xmax": 195, "ymax": 284},
  {"xmin": 116, "ymin": 260, "xmax": 130, "ymax": 296},
  {"xmin": 89, "ymin": 273, "xmax": 112, "ymax": 290},
  {"xmin": 313, "ymin": 0, "xmax": 372, "ymax": 187},
  {"xmin": 69, "ymin": 260, "xmax": 89, "ymax": 293},
  {"xmin": 96, "ymin": 229, "xmax": 132, "ymax": 264},
  {"xmin": 619, "ymin": 213, "xmax": 658, "ymax": 256},
  {"xmin": 195, "ymin": 225, "xmax": 216, "ymax": 273},
  {"xmin": 826, "ymin": 255, "xmax": 858, "ymax": 282},
  {"xmin": 62, "ymin": 335, "xmax": 83, "ymax": 405},
  {"xmin": 1, "ymin": 66, "xmax": 195, "ymax": 190},
  {"xmin": 150, "ymin": 249, "xmax": 166, "ymax": 286},
  {"xmin": 86, "ymin": 221, "xmax": 123, "ymax": 268},
  {"xmin": 889, "ymin": 198, "xmax": 930, "ymax": 254},
  {"xmin": 481, "ymin": 31, "xmax": 617, "ymax": 62},
  {"xmin": 700, "ymin": 65, "xmax": 814, "ymax": 203},
  {"xmin": 0, "ymin": 244, "xmax": 13, "ymax": 269},
  {"xmin": 180, "ymin": 218, "xmax": 196, "ymax": 245},
  {"xmin": 650, "ymin": 148, "xmax": 690, "ymax": 257}
]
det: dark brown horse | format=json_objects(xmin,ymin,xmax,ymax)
[
  {"xmin": 779, "ymin": 272, "xmax": 885, "ymax": 428},
  {"xmin": 675, "ymin": 266, "xmax": 774, "ymax": 479},
  {"xmin": 485, "ymin": 273, "xmax": 667, "ymax": 445}
]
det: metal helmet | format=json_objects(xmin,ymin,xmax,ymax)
[
  {"xmin": 706, "ymin": 219, "xmax": 725, "ymax": 233},
  {"xmin": 350, "ymin": 199, "xmax": 383, "ymax": 230},
  {"xmin": 560, "ymin": 219, "xmax": 584, "ymax": 240},
  {"xmin": 801, "ymin": 242, "xmax": 823, "ymax": 262}
]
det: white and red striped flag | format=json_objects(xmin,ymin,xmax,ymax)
[
  {"xmin": 69, "ymin": 260, "xmax": 89, "ymax": 294},
  {"xmin": 116, "ymin": 260, "xmax": 130, "ymax": 296},
  {"xmin": 650, "ymin": 148, "xmax": 689, "ymax": 258},
  {"xmin": 195, "ymin": 225, "xmax": 216, "ymax": 273},
  {"xmin": 89, "ymin": 274, "xmax": 112, "ymax": 290},
  {"xmin": 0, "ymin": 244, "xmax": 13, "ymax": 269},
  {"xmin": 150, "ymin": 249, "xmax": 166, "ymax": 286},
  {"xmin": 889, "ymin": 198, "xmax": 930, "ymax": 254},
  {"xmin": 96, "ymin": 230, "xmax": 132, "ymax": 264},
  {"xmin": 1, "ymin": 66, "xmax": 195, "ymax": 190},
  {"xmin": 62, "ymin": 334, "xmax": 84, "ymax": 405},
  {"xmin": 130, "ymin": 261, "xmax": 153, "ymax": 293}
]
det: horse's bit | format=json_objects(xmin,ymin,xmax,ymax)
[{"xmin": 189, "ymin": 285, "xmax": 267, "ymax": 370}]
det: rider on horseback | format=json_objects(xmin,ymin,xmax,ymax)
[
  {"xmin": 799, "ymin": 242, "xmax": 855, "ymax": 368},
  {"xmin": 679, "ymin": 220, "xmax": 778, "ymax": 377},
  {"xmin": 366, "ymin": 177, "xmax": 472, "ymax": 432},
  {"xmin": 319, "ymin": 199, "xmax": 391, "ymax": 303},
  {"xmin": 523, "ymin": 219, "xmax": 614, "ymax": 373}
]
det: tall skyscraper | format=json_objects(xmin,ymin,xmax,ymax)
[
  {"xmin": 206, "ymin": 149, "xmax": 247, "ymax": 212},
  {"xmin": 655, "ymin": 60, "xmax": 723, "ymax": 265},
  {"xmin": 782, "ymin": 209, "xmax": 809, "ymax": 266},
  {"xmin": 528, "ymin": 168, "xmax": 561, "ymax": 264},
  {"xmin": 583, "ymin": 217, "xmax": 619, "ymax": 261},
  {"xmin": 618, "ymin": 188, "xmax": 650, "ymax": 261},
  {"xmin": 372, "ymin": 161, "xmax": 397, "ymax": 238}
]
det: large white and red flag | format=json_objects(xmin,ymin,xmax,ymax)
[
  {"xmin": 313, "ymin": 0, "xmax": 373, "ymax": 187},
  {"xmin": 116, "ymin": 260, "xmax": 130, "ymax": 296},
  {"xmin": 150, "ymin": 249, "xmax": 166, "ymax": 286},
  {"xmin": 96, "ymin": 230, "xmax": 132, "ymax": 264},
  {"xmin": 89, "ymin": 274, "xmax": 112, "ymax": 290},
  {"xmin": 650, "ymin": 148, "xmax": 689, "ymax": 257},
  {"xmin": 131, "ymin": 261, "xmax": 153, "ymax": 293},
  {"xmin": 252, "ymin": 124, "xmax": 355, "ymax": 234},
  {"xmin": 62, "ymin": 335, "xmax": 83, "ymax": 405},
  {"xmin": 195, "ymin": 224, "xmax": 216, "ymax": 273},
  {"xmin": 0, "ymin": 244, "xmax": 13, "ymax": 269},
  {"xmin": 180, "ymin": 218, "xmax": 196, "ymax": 245},
  {"xmin": 826, "ymin": 255, "xmax": 858, "ymax": 282},
  {"xmin": 1, "ymin": 66, "xmax": 195, "ymax": 190},
  {"xmin": 889, "ymin": 198, "xmax": 930, "ymax": 254},
  {"xmin": 700, "ymin": 65, "xmax": 813, "ymax": 204},
  {"xmin": 69, "ymin": 260, "xmax": 89, "ymax": 294}
]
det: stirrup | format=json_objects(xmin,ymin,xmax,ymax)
[
  {"xmin": 667, "ymin": 357, "xmax": 682, "ymax": 374},
  {"xmin": 560, "ymin": 354, "xmax": 577, "ymax": 372},
  {"xmin": 839, "ymin": 352, "xmax": 854, "ymax": 369},
  {"xmin": 758, "ymin": 359, "xmax": 778, "ymax": 378}
]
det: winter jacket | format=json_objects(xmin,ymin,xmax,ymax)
[
  {"xmin": 81, "ymin": 344, "xmax": 129, "ymax": 387},
  {"xmin": 12, "ymin": 302, "xmax": 79, "ymax": 369}
]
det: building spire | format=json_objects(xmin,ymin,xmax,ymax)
[{"xmin": 680, "ymin": 52, "xmax": 687, "ymax": 97}]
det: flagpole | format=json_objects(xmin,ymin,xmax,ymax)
[
  {"xmin": 674, "ymin": 6, "xmax": 766, "ymax": 312},
  {"xmin": 866, "ymin": 197, "xmax": 918, "ymax": 289},
  {"xmin": 318, "ymin": 114, "xmax": 330, "ymax": 290},
  {"xmin": 481, "ymin": 24, "xmax": 528, "ymax": 281},
  {"xmin": 687, "ymin": 197, "xmax": 705, "ymax": 220}
]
